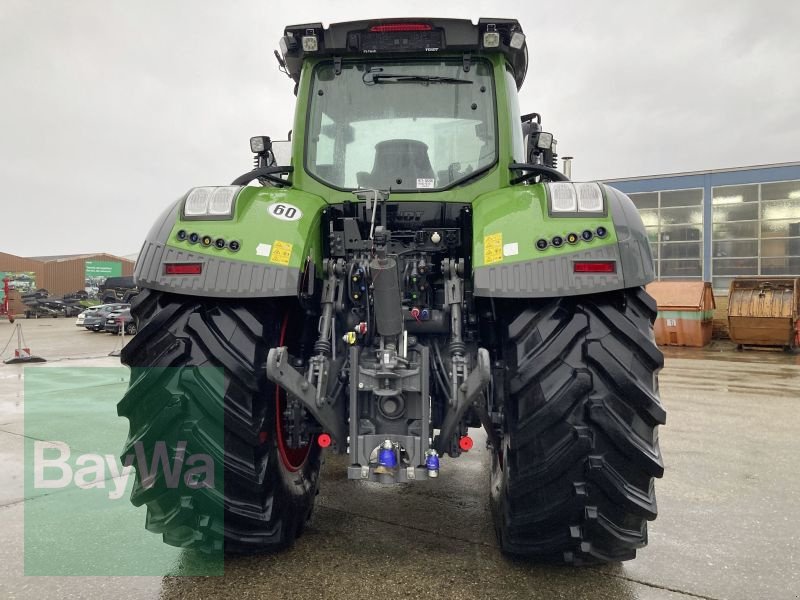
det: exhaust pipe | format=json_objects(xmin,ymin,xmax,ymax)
[{"xmin": 562, "ymin": 156, "xmax": 573, "ymax": 180}]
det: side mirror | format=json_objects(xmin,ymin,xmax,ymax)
[
  {"xmin": 520, "ymin": 111, "xmax": 540, "ymax": 139},
  {"xmin": 521, "ymin": 112, "xmax": 559, "ymax": 168}
]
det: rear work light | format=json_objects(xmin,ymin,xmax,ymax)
[
  {"xmin": 164, "ymin": 263, "xmax": 203, "ymax": 275},
  {"xmin": 302, "ymin": 30, "xmax": 318, "ymax": 52},
  {"xmin": 183, "ymin": 186, "xmax": 240, "ymax": 219},
  {"xmin": 574, "ymin": 261, "xmax": 616, "ymax": 274},
  {"xmin": 546, "ymin": 182, "xmax": 606, "ymax": 215},
  {"xmin": 370, "ymin": 23, "xmax": 431, "ymax": 32},
  {"xmin": 483, "ymin": 24, "xmax": 500, "ymax": 48}
]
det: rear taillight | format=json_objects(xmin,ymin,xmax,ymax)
[
  {"xmin": 573, "ymin": 261, "xmax": 616, "ymax": 273},
  {"xmin": 164, "ymin": 263, "xmax": 202, "ymax": 275},
  {"xmin": 370, "ymin": 23, "xmax": 431, "ymax": 32}
]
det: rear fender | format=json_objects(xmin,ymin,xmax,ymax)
[
  {"xmin": 471, "ymin": 183, "xmax": 654, "ymax": 297},
  {"xmin": 134, "ymin": 187, "xmax": 325, "ymax": 298}
]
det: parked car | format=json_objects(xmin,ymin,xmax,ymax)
[
  {"xmin": 104, "ymin": 308, "xmax": 136, "ymax": 335},
  {"xmin": 83, "ymin": 304, "xmax": 129, "ymax": 331},
  {"xmin": 75, "ymin": 304, "xmax": 110, "ymax": 327},
  {"xmin": 99, "ymin": 276, "xmax": 139, "ymax": 304}
]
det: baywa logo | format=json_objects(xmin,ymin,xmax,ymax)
[
  {"xmin": 24, "ymin": 367, "xmax": 225, "ymax": 577},
  {"xmin": 33, "ymin": 440, "xmax": 215, "ymax": 499}
]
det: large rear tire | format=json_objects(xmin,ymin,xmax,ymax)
[
  {"xmin": 119, "ymin": 289, "xmax": 321, "ymax": 553},
  {"xmin": 490, "ymin": 288, "xmax": 666, "ymax": 563}
]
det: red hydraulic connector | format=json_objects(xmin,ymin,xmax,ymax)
[
  {"xmin": 459, "ymin": 435, "xmax": 474, "ymax": 452},
  {"xmin": 318, "ymin": 433, "xmax": 332, "ymax": 448}
]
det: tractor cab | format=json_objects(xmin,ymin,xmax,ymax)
[
  {"xmin": 264, "ymin": 19, "xmax": 558, "ymax": 195},
  {"xmin": 305, "ymin": 56, "xmax": 496, "ymax": 191}
]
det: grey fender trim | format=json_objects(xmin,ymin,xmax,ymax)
[
  {"xmin": 473, "ymin": 245, "xmax": 625, "ymax": 298},
  {"xmin": 133, "ymin": 198, "xmax": 299, "ymax": 298},
  {"xmin": 605, "ymin": 184, "xmax": 655, "ymax": 288}
]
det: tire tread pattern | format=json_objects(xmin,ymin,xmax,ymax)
[
  {"xmin": 492, "ymin": 288, "xmax": 665, "ymax": 564},
  {"xmin": 118, "ymin": 289, "xmax": 319, "ymax": 553}
]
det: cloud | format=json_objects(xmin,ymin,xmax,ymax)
[{"xmin": 0, "ymin": 0, "xmax": 797, "ymax": 255}]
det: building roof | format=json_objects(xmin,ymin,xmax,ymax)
[
  {"xmin": 604, "ymin": 161, "xmax": 800, "ymax": 184},
  {"xmin": 25, "ymin": 253, "xmax": 134, "ymax": 263},
  {"xmin": 604, "ymin": 161, "xmax": 800, "ymax": 195}
]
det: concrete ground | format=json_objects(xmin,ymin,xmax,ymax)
[{"xmin": 1, "ymin": 318, "xmax": 799, "ymax": 600}]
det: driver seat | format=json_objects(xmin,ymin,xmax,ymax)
[{"xmin": 357, "ymin": 139, "xmax": 435, "ymax": 189}]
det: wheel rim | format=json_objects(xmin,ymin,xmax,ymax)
[
  {"xmin": 490, "ymin": 434, "xmax": 508, "ymax": 493},
  {"xmin": 275, "ymin": 312, "xmax": 311, "ymax": 472}
]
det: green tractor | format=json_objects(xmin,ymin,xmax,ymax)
[{"xmin": 119, "ymin": 18, "xmax": 665, "ymax": 563}]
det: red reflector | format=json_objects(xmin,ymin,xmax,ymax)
[
  {"xmin": 164, "ymin": 263, "xmax": 202, "ymax": 275},
  {"xmin": 574, "ymin": 261, "xmax": 616, "ymax": 273},
  {"xmin": 459, "ymin": 436, "xmax": 474, "ymax": 452},
  {"xmin": 370, "ymin": 23, "xmax": 432, "ymax": 32},
  {"xmin": 318, "ymin": 433, "xmax": 332, "ymax": 448}
]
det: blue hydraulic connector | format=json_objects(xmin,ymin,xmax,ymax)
[
  {"xmin": 425, "ymin": 449, "xmax": 440, "ymax": 478},
  {"xmin": 377, "ymin": 440, "xmax": 398, "ymax": 470}
]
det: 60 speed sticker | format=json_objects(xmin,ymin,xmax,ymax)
[{"xmin": 267, "ymin": 203, "xmax": 302, "ymax": 221}]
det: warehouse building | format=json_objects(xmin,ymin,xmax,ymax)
[
  {"xmin": 0, "ymin": 252, "xmax": 134, "ymax": 298},
  {"xmin": 605, "ymin": 162, "xmax": 800, "ymax": 293}
]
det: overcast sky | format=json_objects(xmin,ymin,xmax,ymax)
[{"xmin": 1, "ymin": 0, "xmax": 798, "ymax": 257}]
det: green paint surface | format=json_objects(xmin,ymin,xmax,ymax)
[
  {"xmin": 168, "ymin": 186, "xmax": 325, "ymax": 270},
  {"xmin": 471, "ymin": 184, "xmax": 618, "ymax": 267}
]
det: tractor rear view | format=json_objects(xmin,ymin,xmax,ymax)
[{"xmin": 119, "ymin": 18, "xmax": 665, "ymax": 563}]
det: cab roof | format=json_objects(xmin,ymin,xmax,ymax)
[{"xmin": 279, "ymin": 18, "xmax": 529, "ymax": 89}]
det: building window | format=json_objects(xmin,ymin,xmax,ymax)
[
  {"xmin": 712, "ymin": 180, "xmax": 800, "ymax": 292},
  {"xmin": 629, "ymin": 189, "xmax": 704, "ymax": 280}
]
